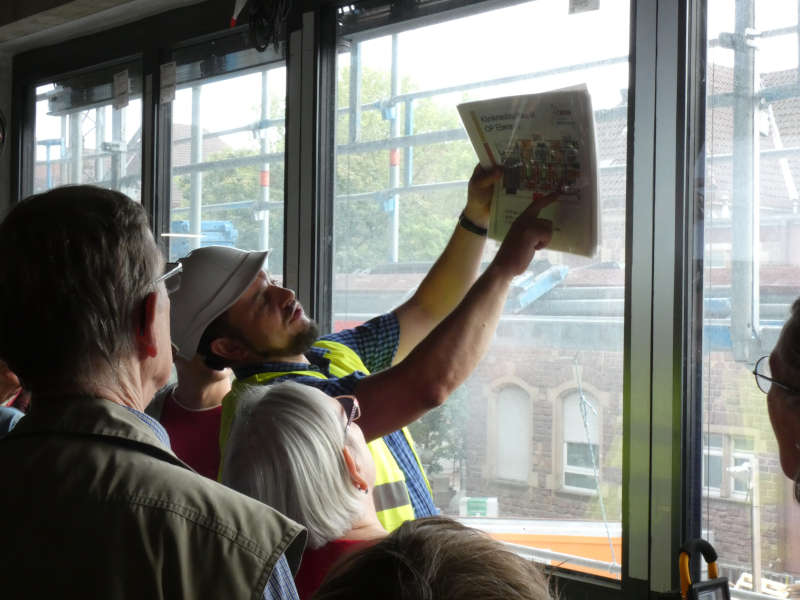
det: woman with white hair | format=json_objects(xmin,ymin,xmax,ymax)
[{"xmin": 222, "ymin": 381, "xmax": 387, "ymax": 599}]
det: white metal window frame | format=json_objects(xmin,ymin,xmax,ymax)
[
  {"xmin": 562, "ymin": 392, "xmax": 602, "ymax": 494},
  {"xmin": 563, "ymin": 442, "xmax": 601, "ymax": 493}
]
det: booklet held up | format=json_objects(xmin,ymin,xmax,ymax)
[{"xmin": 457, "ymin": 86, "xmax": 598, "ymax": 257}]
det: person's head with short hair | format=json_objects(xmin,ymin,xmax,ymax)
[
  {"xmin": 764, "ymin": 297, "xmax": 800, "ymax": 500},
  {"xmin": 0, "ymin": 185, "xmax": 172, "ymax": 403},
  {"xmin": 170, "ymin": 246, "xmax": 318, "ymax": 370},
  {"xmin": 222, "ymin": 381, "xmax": 381, "ymax": 549},
  {"xmin": 313, "ymin": 516, "xmax": 553, "ymax": 600}
]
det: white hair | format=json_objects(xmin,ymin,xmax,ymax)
[{"xmin": 221, "ymin": 381, "xmax": 365, "ymax": 549}]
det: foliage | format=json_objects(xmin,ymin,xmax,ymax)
[
  {"xmin": 334, "ymin": 65, "xmax": 476, "ymax": 271},
  {"xmin": 408, "ymin": 385, "xmax": 470, "ymax": 476},
  {"xmin": 174, "ymin": 148, "xmax": 285, "ymax": 273},
  {"xmin": 178, "ymin": 64, "xmax": 477, "ymax": 472}
]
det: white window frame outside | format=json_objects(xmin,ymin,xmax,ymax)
[
  {"xmin": 562, "ymin": 391, "xmax": 602, "ymax": 495},
  {"xmin": 547, "ymin": 380, "xmax": 608, "ymax": 497},
  {"xmin": 702, "ymin": 429, "xmax": 756, "ymax": 501}
]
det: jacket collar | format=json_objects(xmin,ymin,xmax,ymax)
[{"xmin": 11, "ymin": 395, "xmax": 186, "ymax": 469}]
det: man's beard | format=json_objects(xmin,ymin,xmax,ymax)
[
  {"xmin": 282, "ymin": 319, "xmax": 320, "ymax": 357},
  {"xmin": 244, "ymin": 319, "xmax": 320, "ymax": 362}
]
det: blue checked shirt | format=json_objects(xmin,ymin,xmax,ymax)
[
  {"xmin": 129, "ymin": 407, "xmax": 299, "ymax": 600},
  {"xmin": 234, "ymin": 312, "xmax": 438, "ymax": 520}
]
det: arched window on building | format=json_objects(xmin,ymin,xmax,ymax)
[
  {"xmin": 495, "ymin": 384, "xmax": 532, "ymax": 483},
  {"xmin": 562, "ymin": 392, "xmax": 600, "ymax": 492}
]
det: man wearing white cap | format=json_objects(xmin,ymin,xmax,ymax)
[{"xmin": 170, "ymin": 165, "xmax": 554, "ymax": 531}]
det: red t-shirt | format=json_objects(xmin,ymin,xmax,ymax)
[
  {"xmin": 159, "ymin": 395, "xmax": 222, "ymax": 480},
  {"xmin": 295, "ymin": 539, "xmax": 371, "ymax": 600}
]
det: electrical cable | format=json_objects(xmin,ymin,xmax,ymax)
[{"xmin": 248, "ymin": 0, "xmax": 291, "ymax": 52}]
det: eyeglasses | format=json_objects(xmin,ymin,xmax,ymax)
[
  {"xmin": 336, "ymin": 395, "xmax": 361, "ymax": 435},
  {"xmin": 154, "ymin": 262, "xmax": 182, "ymax": 295},
  {"xmin": 752, "ymin": 355, "xmax": 800, "ymax": 396}
]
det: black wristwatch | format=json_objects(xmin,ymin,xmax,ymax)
[{"xmin": 458, "ymin": 211, "xmax": 488, "ymax": 237}]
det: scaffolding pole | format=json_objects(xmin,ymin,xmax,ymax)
[{"xmin": 190, "ymin": 85, "xmax": 204, "ymax": 250}]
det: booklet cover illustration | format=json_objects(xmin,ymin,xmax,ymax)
[{"xmin": 457, "ymin": 86, "xmax": 598, "ymax": 257}]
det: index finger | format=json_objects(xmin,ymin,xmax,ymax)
[{"xmin": 527, "ymin": 191, "xmax": 560, "ymax": 217}]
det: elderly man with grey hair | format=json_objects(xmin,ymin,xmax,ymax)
[{"xmin": 0, "ymin": 186, "xmax": 305, "ymax": 599}]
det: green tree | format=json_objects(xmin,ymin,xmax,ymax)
[
  {"xmin": 334, "ymin": 65, "xmax": 477, "ymax": 271},
  {"xmin": 174, "ymin": 148, "xmax": 285, "ymax": 273},
  {"xmin": 408, "ymin": 385, "xmax": 470, "ymax": 477}
]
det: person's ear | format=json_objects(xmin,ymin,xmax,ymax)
[
  {"xmin": 135, "ymin": 292, "xmax": 160, "ymax": 359},
  {"xmin": 209, "ymin": 337, "xmax": 250, "ymax": 362},
  {"xmin": 342, "ymin": 446, "xmax": 368, "ymax": 493}
]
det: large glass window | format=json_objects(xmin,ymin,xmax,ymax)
[
  {"xmin": 33, "ymin": 61, "xmax": 143, "ymax": 200},
  {"xmin": 334, "ymin": 0, "xmax": 629, "ymax": 579},
  {"xmin": 701, "ymin": 0, "xmax": 800, "ymax": 596},
  {"xmin": 166, "ymin": 41, "xmax": 285, "ymax": 274}
]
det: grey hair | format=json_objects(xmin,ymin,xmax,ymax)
[
  {"xmin": 222, "ymin": 381, "xmax": 365, "ymax": 549},
  {"xmin": 0, "ymin": 185, "xmax": 161, "ymax": 393}
]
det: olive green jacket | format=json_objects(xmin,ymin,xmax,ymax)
[{"xmin": 0, "ymin": 395, "xmax": 306, "ymax": 599}]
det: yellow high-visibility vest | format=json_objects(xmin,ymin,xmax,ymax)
[{"xmin": 218, "ymin": 339, "xmax": 431, "ymax": 532}]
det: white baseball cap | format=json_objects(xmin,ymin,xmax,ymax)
[{"xmin": 169, "ymin": 246, "xmax": 269, "ymax": 360}]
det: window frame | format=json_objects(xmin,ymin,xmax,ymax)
[
  {"xmin": 156, "ymin": 33, "xmax": 286, "ymax": 262},
  {"xmin": 702, "ymin": 429, "xmax": 759, "ymax": 502},
  {"xmin": 25, "ymin": 56, "xmax": 146, "ymax": 200},
  {"xmin": 551, "ymin": 384, "xmax": 607, "ymax": 497},
  {"xmin": 10, "ymin": 2, "xmax": 271, "ymax": 256}
]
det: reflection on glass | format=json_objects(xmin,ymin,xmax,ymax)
[
  {"xmin": 167, "ymin": 65, "xmax": 286, "ymax": 274},
  {"xmin": 334, "ymin": 0, "xmax": 629, "ymax": 579},
  {"xmin": 701, "ymin": 1, "xmax": 800, "ymax": 596}
]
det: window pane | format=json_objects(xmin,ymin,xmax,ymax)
[
  {"xmin": 703, "ymin": 453, "xmax": 723, "ymax": 491},
  {"xmin": 565, "ymin": 472, "xmax": 598, "ymax": 491},
  {"xmin": 33, "ymin": 62, "xmax": 142, "ymax": 200},
  {"xmin": 567, "ymin": 442, "xmax": 598, "ymax": 469},
  {"xmin": 700, "ymin": 1, "xmax": 800, "ymax": 594},
  {"xmin": 705, "ymin": 433, "xmax": 723, "ymax": 449},
  {"xmin": 334, "ymin": 0, "xmax": 629, "ymax": 579},
  {"xmin": 564, "ymin": 393, "xmax": 600, "ymax": 443},
  {"xmin": 167, "ymin": 50, "xmax": 285, "ymax": 271}
]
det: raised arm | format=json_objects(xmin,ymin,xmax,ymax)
[
  {"xmin": 355, "ymin": 193, "xmax": 554, "ymax": 442},
  {"xmin": 391, "ymin": 165, "xmax": 501, "ymax": 363}
]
